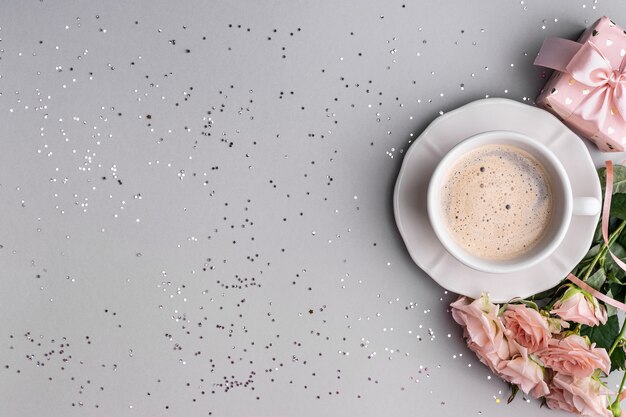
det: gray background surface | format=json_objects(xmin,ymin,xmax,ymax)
[{"xmin": 0, "ymin": 1, "xmax": 624, "ymax": 416}]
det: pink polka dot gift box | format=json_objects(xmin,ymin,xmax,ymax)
[{"xmin": 535, "ymin": 16, "xmax": 626, "ymax": 152}]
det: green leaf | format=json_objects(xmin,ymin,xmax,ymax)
[
  {"xmin": 580, "ymin": 315, "xmax": 619, "ymax": 351},
  {"xmin": 610, "ymin": 194, "xmax": 626, "ymax": 220},
  {"xmin": 593, "ymin": 221, "xmax": 604, "ymax": 244},
  {"xmin": 583, "ymin": 244, "xmax": 602, "ymax": 261},
  {"xmin": 609, "ymin": 282, "xmax": 626, "ymax": 301},
  {"xmin": 511, "ymin": 299, "xmax": 540, "ymax": 311},
  {"xmin": 610, "ymin": 346, "xmax": 626, "ymax": 372},
  {"xmin": 607, "ymin": 270, "xmax": 625, "ymax": 285},
  {"xmin": 619, "ymin": 228, "xmax": 626, "ymax": 249},
  {"xmin": 507, "ymin": 384, "xmax": 519, "ymax": 404},
  {"xmin": 605, "ymin": 288, "xmax": 618, "ymax": 317},
  {"xmin": 587, "ymin": 268, "xmax": 606, "ymax": 290},
  {"xmin": 571, "ymin": 261, "xmax": 591, "ymax": 277},
  {"xmin": 599, "ymin": 165, "xmax": 626, "ymax": 194},
  {"xmin": 608, "ymin": 217, "xmax": 623, "ymax": 235},
  {"xmin": 606, "ymin": 242, "xmax": 626, "ymax": 280}
]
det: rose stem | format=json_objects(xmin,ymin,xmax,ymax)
[
  {"xmin": 611, "ymin": 371, "xmax": 626, "ymax": 413},
  {"xmin": 609, "ymin": 320, "xmax": 626, "ymax": 357},
  {"xmin": 582, "ymin": 220, "xmax": 626, "ymax": 281}
]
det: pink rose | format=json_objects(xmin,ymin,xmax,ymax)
[
  {"xmin": 502, "ymin": 304, "xmax": 551, "ymax": 352},
  {"xmin": 450, "ymin": 295, "xmax": 514, "ymax": 373},
  {"xmin": 546, "ymin": 316, "xmax": 570, "ymax": 334},
  {"xmin": 551, "ymin": 287, "xmax": 608, "ymax": 326},
  {"xmin": 539, "ymin": 334, "xmax": 610, "ymax": 378},
  {"xmin": 544, "ymin": 371, "xmax": 576, "ymax": 414},
  {"xmin": 546, "ymin": 373, "xmax": 612, "ymax": 417},
  {"xmin": 497, "ymin": 345, "xmax": 549, "ymax": 398}
]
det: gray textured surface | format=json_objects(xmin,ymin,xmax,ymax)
[{"xmin": 0, "ymin": 1, "xmax": 624, "ymax": 416}]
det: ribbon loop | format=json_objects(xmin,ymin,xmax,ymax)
[{"xmin": 566, "ymin": 41, "xmax": 615, "ymax": 88}]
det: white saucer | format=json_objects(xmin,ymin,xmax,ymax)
[{"xmin": 393, "ymin": 98, "xmax": 601, "ymax": 303}]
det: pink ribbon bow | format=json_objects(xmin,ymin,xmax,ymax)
[
  {"xmin": 568, "ymin": 42, "xmax": 626, "ymax": 124},
  {"xmin": 534, "ymin": 38, "xmax": 626, "ymax": 127}
]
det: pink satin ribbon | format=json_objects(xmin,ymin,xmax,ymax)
[
  {"xmin": 602, "ymin": 161, "xmax": 626, "ymax": 271},
  {"xmin": 567, "ymin": 161, "xmax": 626, "ymax": 311},
  {"xmin": 568, "ymin": 43, "xmax": 626, "ymax": 125},
  {"xmin": 534, "ymin": 38, "xmax": 626, "ymax": 126},
  {"xmin": 567, "ymin": 274, "xmax": 626, "ymax": 311}
]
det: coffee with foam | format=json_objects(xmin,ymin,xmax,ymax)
[{"xmin": 441, "ymin": 144, "xmax": 553, "ymax": 261}]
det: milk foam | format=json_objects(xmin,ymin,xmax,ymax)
[{"xmin": 441, "ymin": 144, "xmax": 553, "ymax": 261}]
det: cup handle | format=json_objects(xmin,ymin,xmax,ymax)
[{"xmin": 573, "ymin": 197, "xmax": 601, "ymax": 216}]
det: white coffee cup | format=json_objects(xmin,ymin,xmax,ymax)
[{"xmin": 427, "ymin": 130, "xmax": 600, "ymax": 274}]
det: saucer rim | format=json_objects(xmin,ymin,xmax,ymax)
[{"xmin": 393, "ymin": 97, "xmax": 601, "ymax": 302}]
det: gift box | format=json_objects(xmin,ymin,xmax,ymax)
[{"xmin": 535, "ymin": 16, "xmax": 626, "ymax": 152}]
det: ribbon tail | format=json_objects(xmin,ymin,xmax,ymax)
[
  {"xmin": 603, "ymin": 160, "xmax": 613, "ymax": 243},
  {"xmin": 614, "ymin": 82, "xmax": 626, "ymax": 121},
  {"xmin": 603, "ymin": 161, "xmax": 626, "ymax": 270},
  {"xmin": 578, "ymin": 86, "xmax": 613, "ymax": 128},
  {"xmin": 609, "ymin": 251, "xmax": 626, "ymax": 271},
  {"xmin": 534, "ymin": 38, "xmax": 583, "ymax": 72}
]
